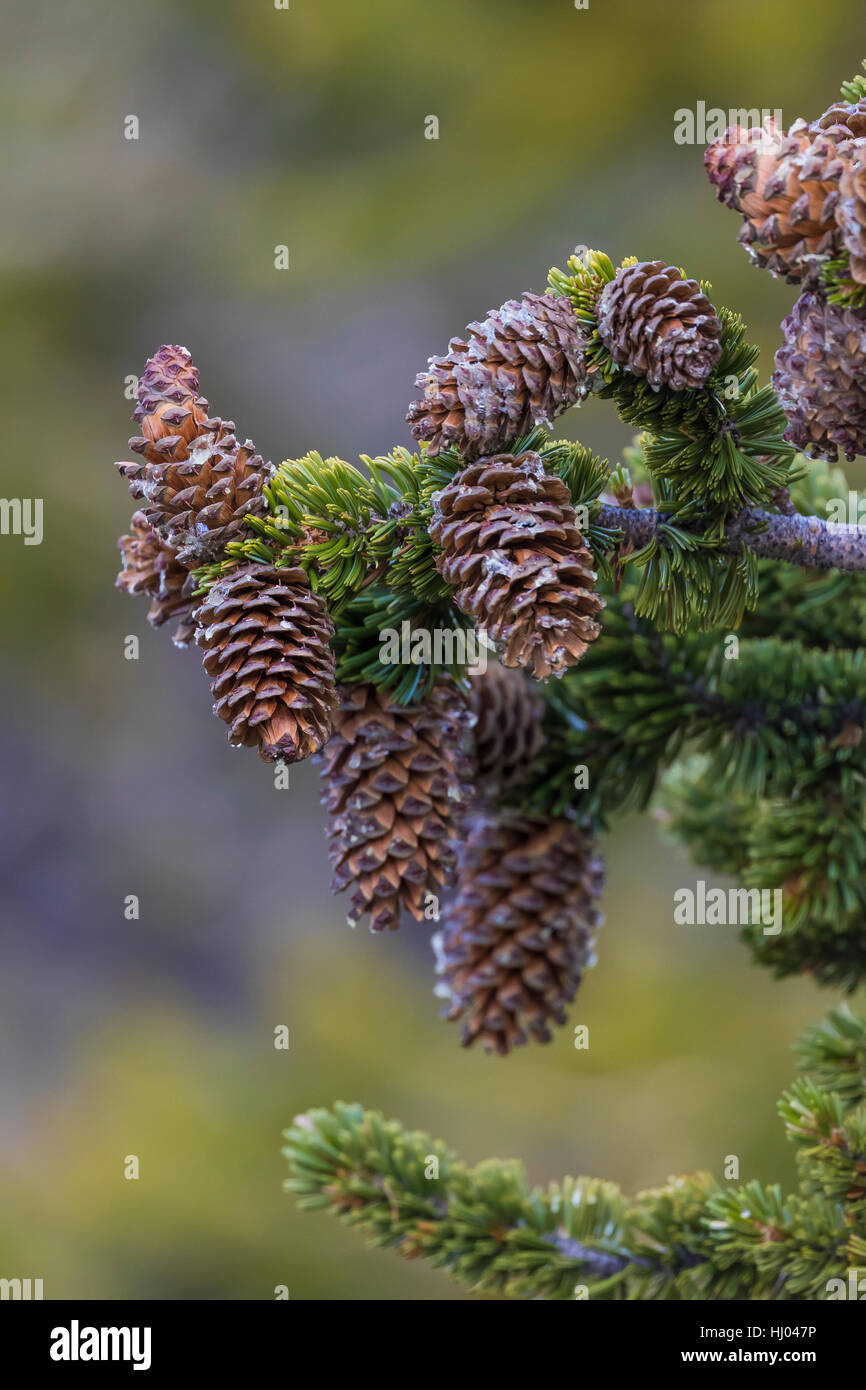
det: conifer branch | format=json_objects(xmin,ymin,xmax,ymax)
[
  {"xmin": 115, "ymin": 57, "xmax": 866, "ymax": 1301},
  {"xmin": 599, "ymin": 503, "xmax": 866, "ymax": 573},
  {"xmin": 113, "ymin": 58, "xmax": 866, "ymax": 1066},
  {"xmin": 284, "ymin": 1010, "xmax": 866, "ymax": 1301}
]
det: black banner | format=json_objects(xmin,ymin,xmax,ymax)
[{"xmin": 1, "ymin": 1297, "xmax": 862, "ymax": 1374}]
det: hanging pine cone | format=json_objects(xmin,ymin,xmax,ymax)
[
  {"xmin": 116, "ymin": 509, "xmax": 197, "ymax": 646},
  {"xmin": 194, "ymin": 563, "xmax": 337, "ymax": 763},
  {"xmin": 810, "ymin": 98, "xmax": 866, "ymax": 144},
  {"xmin": 118, "ymin": 422, "xmax": 271, "ymax": 566},
  {"xmin": 433, "ymin": 810, "xmax": 604, "ymax": 1055},
  {"xmin": 835, "ymin": 143, "xmax": 866, "ymax": 284},
  {"xmin": 469, "ymin": 661, "xmax": 545, "ymax": 796},
  {"xmin": 407, "ymin": 292, "xmax": 591, "ymax": 458},
  {"xmin": 772, "ymin": 288, "xmax": 866, "ymax": 461},
  {"xmin": 430, "ymin": 451, "xmax": 603, "ymax": 680},
  {"xmin": 704, "ymin": 121, "xmax": 844, "ymax": 281},
  {"xmin": 595, "ymin": 261, "xmax": 723, "ymax": 390},
  {"xmin": 317, "ymin": 681, "xmax": 474, "ymax": 933},
  {"xmin": 128, "ymin": 344, "xmax": 218, "ymax": 466}
]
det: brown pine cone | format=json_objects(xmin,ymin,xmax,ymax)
[
  {"xmin": 317, "ymin": 682, "xmax": 474, "ymax": 933},
  {"xmin": 407, "ymin": 291, "xmax": 591, "ymax": 458},
  {"xmin": 116, "ymin": 509, "xmax": 197, "ymax": 646},
  {"xmin": 433, "ymin": 810, "xmax": 604, "ymax": 1055},
  {"xmin": 705, "ymin": 121, "xmax": 844, "ymax": 281},
  {"xmin": 772, "ymin": 287, "xmax": 866, "ymax": 461},
  {"xmin": 129, "ymin": 344, "xmax": 218, "ymax": 466},
  {"xmin": 469, "ymin": 661, "xmax": 545, "ymax": 796},
  {"xmin": 810, "ymin": 98, "xmax": 866, "ymax": 144},
  {"xmin": 194, "ymin": 563, "xmax": 336, "ymax": 763},
  {"xmin": 835, "ymin": 142, "xmax": 866, "ymax": 284},
  {"xmin": 595, "ymin": 261, "xmax": 723, "ymax": 390},
  {"xmin": 430, "ymin": 452, "xmax": 603, "ymax": 680},
  {"xmin": 118, "ymin": 422, "xmax": 271, "ymax": 566}
]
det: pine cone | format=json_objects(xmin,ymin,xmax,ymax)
[
  {"xmin": 810, "ymin": 98, "xmax": 866, "ymax": 144},
  {"xmin": 116, "ymin": 509, "xmax": 197, "ymax": 647},
  {"xmin": 705, "ymin": 121, "xmax": 844, "ymax": 281},
  {"xmin": 595, "ymin": 261, "xmax": 723, "ymax": 390},
  {"xmin": 318, "ymin": 682, "xmax": 474, "ymax": 932},
  {"xmin": 772, "ymin": 288, "xmax": 866, "ymax": 462},
  {"xmin": 194, "ymin": 563, "xmax": 336, "ymax": 762},
  {"xmin": 118, "ymin": 422, "xmax": 271, "ymax": 566},
  {"xmin": 430, "ymin": 452, "xmax": 603, "ymax": 680},
  {"xmin": 470, "ymin": 661, "xmax": 545, "ymax": 795},
  {"xmin": 129, "ymin": 344, "xmax": 217, "ymax": 466},
  {"xmin": 407, "ymin": 292, "xmax": 591, "ymax": 458},
  {"xmin": 433, "ymin": 810, "xmax": 604, "ymax": 1055},
  {"xmin": 835, "ymin": 142, "xmax": 866, "ymax": 284}
]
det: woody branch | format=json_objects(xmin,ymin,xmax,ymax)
[{"xmin": 598, "ymin": 503, "xmax": 866, "ymax": 572}]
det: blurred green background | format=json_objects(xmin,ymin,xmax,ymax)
[{"xmin": 1, "ymin": 0, "xmax": 864, "ymax": 1300}]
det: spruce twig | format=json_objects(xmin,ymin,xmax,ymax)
[
  {"xmin": 598, "ymin": 503, "xmax": 866, "ymax": 573},
  {"xmin": 283, "ymin": 1010, "xmax": 866, "ymax": 1301}
]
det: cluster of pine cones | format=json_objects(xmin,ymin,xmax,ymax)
[
  {"xmin": 116, "ymin": 347, "xmax": 336, "ymax": 764},
  {"xmin": 705, "ymin": 97, "xmax": 866, "ymax": 460},
  {"xmin": 115, "ymin": 343, "xmax": 609, "ymax": 1054},
  {"xmin": 113, "ymin": 223, "xmax": 777, "ymax": 1052},
  {"xmin": 112, "ymin": 85, "xmax": 866, "ymax": 1055},
  {"xmin": 406, "ymin": 268, "xmax": 724, "ymax": 459}
]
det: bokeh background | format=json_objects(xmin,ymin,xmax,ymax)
[{"xmin": 1, "ymin": 0, "xmax": 864, "ymax": 1300}]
